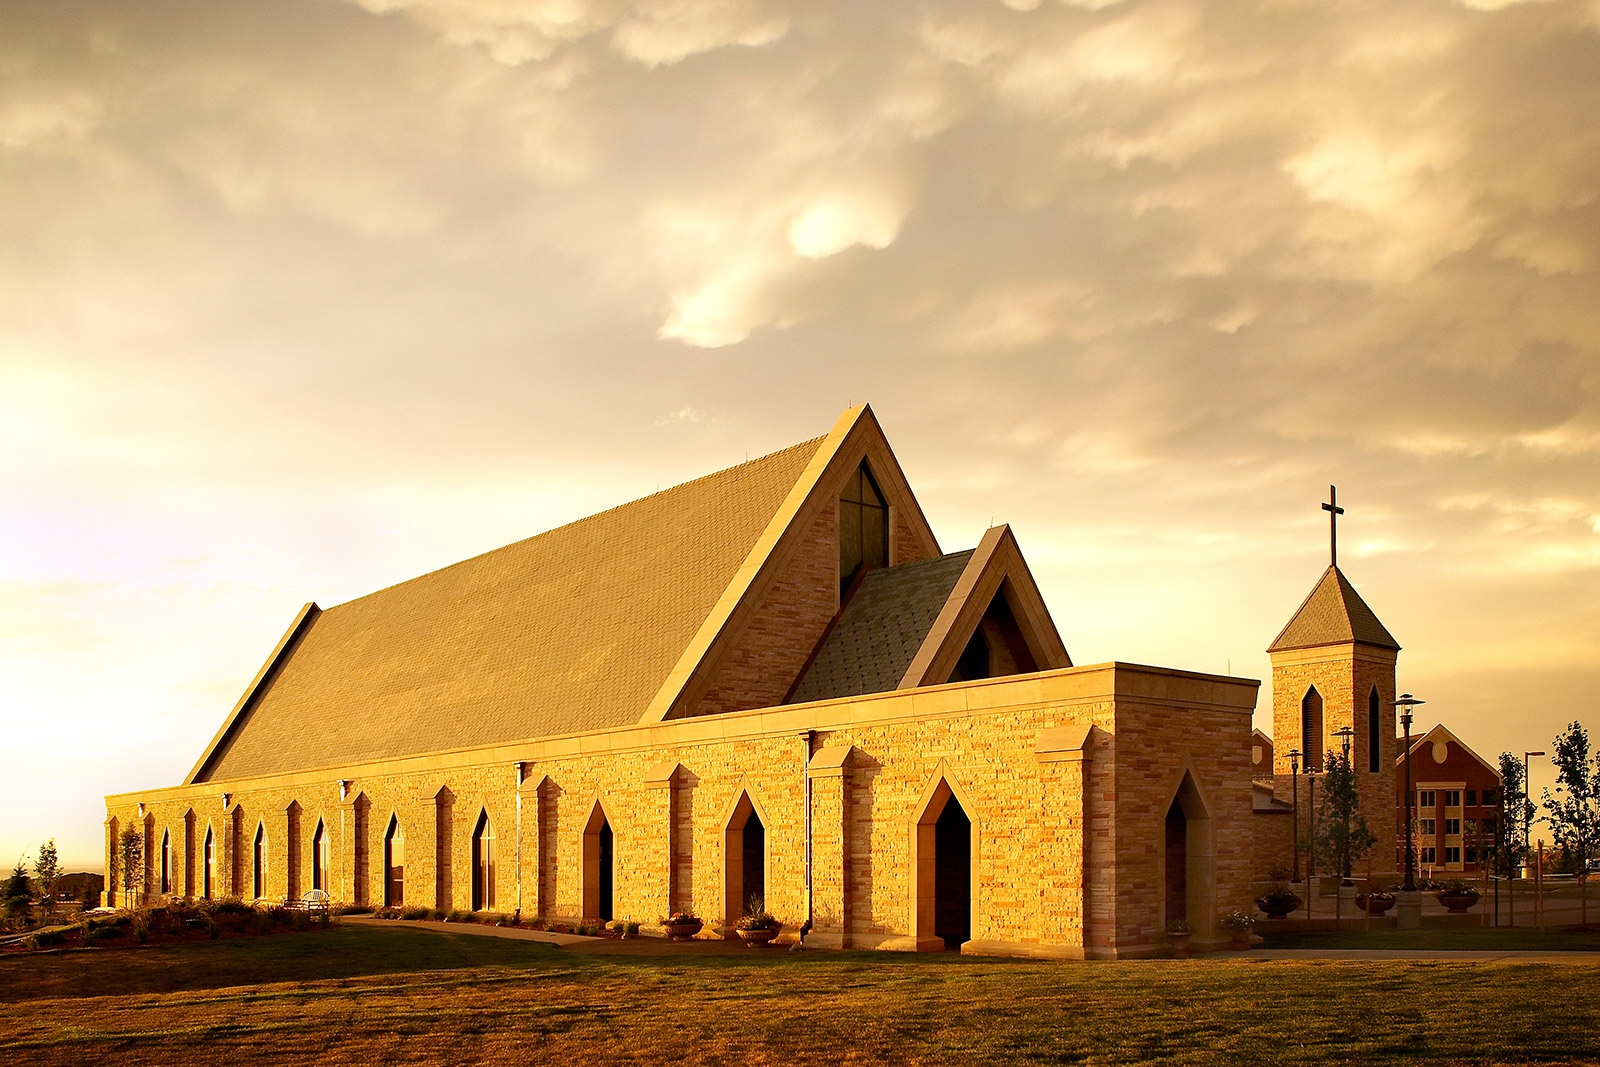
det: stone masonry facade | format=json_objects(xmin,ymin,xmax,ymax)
[{"xmin": 108, "ymin": 662, "xmax": 1259, "ymax": 959}]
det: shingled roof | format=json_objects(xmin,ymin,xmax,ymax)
[
  {"xmin": 788, "ymin": 550, "xmax": 976, "ymax": 704},
  {"xmin": 1268, "ymin": 565, "xmax": 1400, "ymax": 653},
  {"xmin": 190, "ymin": 435, "xmax": 825, "ymax": 782}
]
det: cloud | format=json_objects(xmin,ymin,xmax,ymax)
[{"xmin": 1, "ymin": 0, "xmax": 1597, "ymax": 867}]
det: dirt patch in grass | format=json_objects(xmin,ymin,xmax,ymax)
[{"xmin": 2, "ymin": 926, "xmax": 1597, "ymax": 1065}]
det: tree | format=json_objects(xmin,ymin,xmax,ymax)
[
  {"xmin": 1499, "ymin": 751, "xmax": 1533, "ymax": 877},
  {"xmin": 118, "ymin": 827, "xmax": 144, "ymax": 911},
  {"xmin": 1543, "ymin": 721, "xmax": 1600, "ymax": 929},
  {"xmin": 35, "ymin": 839, "xmax": 59, "ymax": 919},
  {"xmin": 1315, "ymin": 751, "xmax": 1378, "ymax": 882},
  {"xmin": 4, "ymin": 861, "xmax": 32, "ymax": 927}
]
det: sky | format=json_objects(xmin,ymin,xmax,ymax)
[{"xmin": 3, "ymin": 0, "xmax": 1597, "ymax": 873}]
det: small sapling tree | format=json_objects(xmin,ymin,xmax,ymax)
[
  {"xmin": 1543, "ymin": 721, "xmax": 1600, "ymax": 929},
  {"xmin": 1315, "ymin": 751, "xmax": 1378, "ymax": 883},
  {"xmin": 118, "ymin": 827, "xmax": 144, "ymax": 912},
  {"xmin": 35, "ymin": 839, "xmax": 59, "ymax": 919},
  {"xmin": 1499, "ymin": 752, "xmax": 1532, "ymax": 877}
]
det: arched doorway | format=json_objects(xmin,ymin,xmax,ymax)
[
  {"xmin": 159, "ymin": 830, "xmax": 172, "ymax": 895},
  {"xmin": 472, "ymin": 810, "xmax": 497, "ymax": 912},
  {"xmin": 384, "ymin": 816, "xmax": 405, "ymax": 907},
  {"xmin": 1163, "ymin": 772, "xmax": 1215, "ymax": 937},
  {"xmin": 582, "ymin": 803, "xmax": 613, "ymax": 922},
  {"xmin": 912, "ymin": 775, "xmax": 975, "ymax": 951},
  {"xmin": 723, "ymin": 791, "xmax": 767, "ymax": 923}
]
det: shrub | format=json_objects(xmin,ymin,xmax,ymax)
[
  {"xmin": 34, "ymin": 928, "xmax": 66, "ymax": 947},
  {"xmin": 624, "ymin": 921, "xmax": 640, "ymax": 938},
  {"xmin": 1220, "ymin": 910, "xmax": 1255, "ymax": 932},
  {"xmin": 341, "ymin": 904, "xmax": 373, "ymax": 916},
  {"xmin": 447, "ymin": 909, "xmax": 473, "ymax": 924},
  {"xmin": 401, "ymin": 907, "xmax": 430, "ymax": 921},
  {"xmin": 426, "ymin": 908, "xmax": 447, "ymax": 921},
  {"xmin": 735, "ymin": 912, "xmax": 780, "ymax": 932},
  {"xmin": 132, "ymin": 913, "xmax": 151, "ymax": 943}
]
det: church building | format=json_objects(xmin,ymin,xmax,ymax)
[{"xmin": 106, "ymin": 405, "xmax": 1261, "ymax": 958}]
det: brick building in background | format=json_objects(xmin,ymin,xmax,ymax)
[
  {"xmin": 106, "ymin": 405, "xmax": 1261, "ymax": 958},
  {"xmin": 1395, "ymin": 724, "xmax": 1502, "ymax": 877}
]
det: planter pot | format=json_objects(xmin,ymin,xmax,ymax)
[
  {"xmin": 736, "ymin": 927, "xmax": 779, "ymax": 945},
  {"xmin": 1256, "ymin": 896, "xmax": 1299, "ymax": 919},
  {"xmin": 1168, "ymin": 932, "xmax": 1192, "ymax": 957},
  {"xmin": 665, "ymin": 921, "xmax": 703, "ymax": 941},
  {"xmin": 1355, "ymin": 894, "xmax": 1396, "ymax": 916},
  {"xmin": 1228, "ymin": 933, "xmax": 1251, "ymax": 951},
  {"xmin": 1438, "ymin": 894, "xmax": 1478, "ymax": 913}
]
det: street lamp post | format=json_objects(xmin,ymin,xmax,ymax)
[
  {"xmin": 1289, "ymin": 748, "xmax": 1302, "ymax": 883},
  {"xmin": 1393, "ymin": 694, "xmax": 1425, "ymax": 893}
]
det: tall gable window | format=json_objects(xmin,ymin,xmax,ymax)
[
  {"xmin": 840, "ymin": 461, "xmax": 888, "ymax": 596},
  {"xmin": 1301, "ymin": 687, "xmax": 1324, "ymax": 768},
  {"xmin": 1368, "ymin": 687, "xmax": 1381, "ymax": 773}
]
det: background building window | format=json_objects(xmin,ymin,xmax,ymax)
[
  {"xmin": 1445, "ymin": 818, "xmax": 1461, "ymax": 835},
  {"xmin": 1444, "ymin": 790, "xmax": 1462, "ymax": 807},
  {"xmin": 1445, "ymin": 847, "xmax": 1461, "ymax": 864},
  {"xmin": 1420, "ymin": 819, "xmax": 1436, "ymax": 836},
  {"xmin": 1418, "ymin": 790, "xmax": 1436, "ymax": 808},
  {"xmin": 1466, "ymin": 790, "xmax": 1477, "ymax": 806}
]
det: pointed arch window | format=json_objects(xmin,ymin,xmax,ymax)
[
  {"xmin": 253, "ymin": 825, "xmax": 266, "ymax": 899},
  {"xmin": 472, "ymin": 811, "xmax": 497, "ymax": 912},
  {"xmin": 1301, "ymin": 687, "xmax": 1324, "ymax": 769},
  {"xmin": 312, "ymin": 820, "xmax": 329, "ymax": 893},
  {"xmin": 839, "ymin": 461, "xmax": 888, "ymax": 596},
  {"xmin": 1368, "ymin": 686, "xmax": 1382, "ymax": 773},
  {"xmin": 159, "ymin": 830, "xmax": 172, "ymax": 895},
  {"xmin": 203, "ymin": 828, "xmax": 216, "ymax": 900}
]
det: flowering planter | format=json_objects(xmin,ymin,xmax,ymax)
[
  {"xmin": 736, "ymin": 927, "xmax": 779, "ymax": 945},
  {"xmin": 664, "ymin": 920, "xmax": 703, "ymax": 941},
  {"xmin": 1438, "ymin": 893, "xmax": 1478, "ymax": 913}
]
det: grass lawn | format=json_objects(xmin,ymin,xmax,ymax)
[{"xmin": 3, "ymin": 925, "xmax": 1598, "ymax": 1066}]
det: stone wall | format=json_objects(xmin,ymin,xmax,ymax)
[{"xmin": 108, "ymin": 663, "xmax": 1258, "ymax": 958}]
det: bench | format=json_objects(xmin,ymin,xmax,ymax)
[{"xmin": 284, "ymin": 889, "xmax": 332, "ymax": 914}]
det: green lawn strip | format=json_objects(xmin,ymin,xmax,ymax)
[{"xmin": 2, "ymin": 928, "xmax": 1598, "ymax": 1066}]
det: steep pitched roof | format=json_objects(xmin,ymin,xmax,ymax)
[
  {"xmin": 1267, "ymin": 565, "xmax": 1400, "ymax": 653},
  {"xmin": 189, "ymin": 435, "xmax": 824, "ymax": 783},
  {"xmin": 788, "ymin": 550, "xmax": 976, "ymax": 704}
]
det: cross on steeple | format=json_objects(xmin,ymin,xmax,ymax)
[{"xmin": 1322, "ymin": 485, "xmax": 1344, "ymax": 568}]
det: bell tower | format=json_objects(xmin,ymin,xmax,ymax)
[{"xmin": 1269, "ymin": 487, "xmax": 1400, "ymax": 871}]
